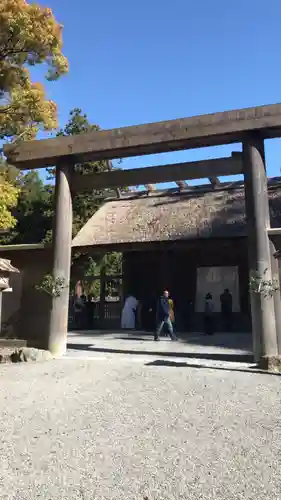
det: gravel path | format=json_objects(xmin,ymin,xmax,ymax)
[{"xmin": 0, "ymin": 354, "xmax": 280, "ymax": 500}]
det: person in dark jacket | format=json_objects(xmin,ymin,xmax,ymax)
[
  {"xmin": 154, "ymin": 290, "xmax": 177, "ymax": 341},
  {"xmin": 220, "ymin": 288, "xmax": 233, "ymax": 331}
]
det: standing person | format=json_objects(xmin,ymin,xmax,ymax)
[
  {"xmin": 204, "ymin": 293, "xmax": 215, "ymax": 335},
  {"xmin": 154, "ymin": 290, "xmax": 177, "ymax": 341},
  {"xmin": 163, "ymin": 295, "xmax": 175, "ymax": 336},
  {"xmin": 220, "ymin": 288, "xmax": 233, "ymax": 331},
  {"xmin": 121, "ymin": 294, "xmax": 139, "ymax": 330}
]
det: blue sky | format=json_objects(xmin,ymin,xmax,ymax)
[{"xmin": 35, "ymin": 0, "xmax": 281, "ymax": 186}]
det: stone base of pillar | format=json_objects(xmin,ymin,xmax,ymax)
[
  {"xmin": 259, "ymin": 355, "xmax": 281, "ymax": 372},
  {"xmin": 48, "ymin": 337, "xmax": 67, "ymax": 357}
]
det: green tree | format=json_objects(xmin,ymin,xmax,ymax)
[
  {"xmin": 54, "ymin": 109, "xmax": 123, "ymax": 287},
  {"xmin": 0, "ymin": 0, "xmax": 68, "ymax": 141},
  {"xmin": 47, "ymin": 108, "xmax": 116, "ymax": 239},
  {"xmin": 1, "ymin": 108, "xmax": 123, "ymax": 287},
  {"xmin": 14, "ymin": 171, "xmax": 53, "ymax": 243},
  {"xmin": 0, "ymin": 166, "xmax": 53, "ymax": 243}
]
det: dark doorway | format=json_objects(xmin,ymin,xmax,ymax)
[{"xmin": 123, "ymin": 239, "xmax": 251, "ymax": 333}]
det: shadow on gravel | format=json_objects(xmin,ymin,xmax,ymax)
[
  {"xmin": 68, "ymin": 331, "xmax": 118, "ymax": 337},
  {"xmin": 67, "ymin": 343, "xmax": 254, "ymax": 363},
  {"xmin": 179, "ymin": 333, "xmax": 252, "ymax": 352},
  {"xmin": 114, "ymin": 336, "xmax": 156, "ymax": 342},
  {"xmin": 146, "ymin": 359, "xmax": 281, "ymax": 376}
]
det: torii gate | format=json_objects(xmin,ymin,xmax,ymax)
[{"xmin": 4, "ymin": 103, "xmax": 281, "ymax": 366}]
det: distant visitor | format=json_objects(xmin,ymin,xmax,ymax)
[
  {"xmin": 163, "ymin": 294, "xmax": 175, "ymax": 336},
  {"xmin": 121, "ymin": 294, "xmax": 139, "ymax": 330},
  {"xmin": 220, "ymin": 288, "xmax": 233, "ymax": 331},
  {"xmin": 154, "ymin": 290, "xmax": 177, "ymax": 342}
]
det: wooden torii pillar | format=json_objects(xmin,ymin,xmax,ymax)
[
  {"xmin": 47, "ymin": 162, "xmax": 72, "ymax": 355},
  {"xmin": 243, "ymin": 135, "xmax": 278, "ymax": 362}
]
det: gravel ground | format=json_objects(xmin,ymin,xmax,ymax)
[{"xmin": 0, "ymin": 354, "xmax": 280, "ymax": 500}]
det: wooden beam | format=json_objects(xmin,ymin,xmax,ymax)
[
  {"xmin": 81, "ymin": 274, "xmax": 123, "ymax": 282},
  {"xmin": 144, "ymin": 184, "xmax": 156, "ymax": 192},
  {"xmin": 72, "ymin": 236, "xmax": 247, "ymax": 254},
  {"xmin": 176, "ymin": 180, "xmax": 188, "ymax": 190},
  {"xmin": 4, "ymin": 103, "xmax": 281, "ymax": 169},
  {"xmin": 107, "ymin": 160, "xmax": 121, "ymax": 198},
  {"xmin": 70, "ymin": 155, "xmax": 243, "ymax": 193},
  {"xmin": 274, "ymin": 249, "xmax": 281, "ymax": 259},
  {"xmin": 268, "ymin": 228, "xmax": 281, "ymax": 236},
  {"xmin": 209, "ymin": 176, "xmax": 221, "ymax": 186}
]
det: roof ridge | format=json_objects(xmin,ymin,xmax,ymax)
[{"xmin": 104, "ymin": 176, "xmax": 281, "ymax": 201}]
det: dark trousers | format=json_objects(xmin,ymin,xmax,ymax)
[
  {"xmin": 155, "ymin": 317, "xmax": 176, "ymax": 340},
  {"xmin": 74, "ymin": 312, "xmax": 83, "ymax": 329},
  {"xmin": 204, "ymin": 315, "xmax": 214, "ymax": 335},
  {"xmin": 222, "ymin": 312, "xmax": 232, "ymax": 332},
  {"xmin": 163, "ymin": 320, "xmax": 175, "ymax": 336}
]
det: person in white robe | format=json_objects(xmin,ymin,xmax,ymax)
[{"xmin": 121, "ymin": 295, "xmax": 139, "ymax": 329}]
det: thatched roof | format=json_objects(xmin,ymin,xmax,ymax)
[
  {"xmin": 72, "ymin": 179, "xmax": 281, "ymax": 249},
  {"xmin": 0, "ymin": 258, "xmax": 19, "ymax": 273}
]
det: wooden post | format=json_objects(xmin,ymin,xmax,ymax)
[
  {"xmin": 0, "ymin": 291, "xmax": 2, "ymax": 334},
  {"xmin": 99, "ymin": 265, "xmax": 106, "ymax": 327},
  {"xmin": 243, "ymin": 135, "xmax": 277, "ymax": 361},
  {"xmin": 270, "ymin": 240, "xmax": 281, "ymax": 354},
  {"xmin": 122, "ymin": 255, "xmax": 128, "ymax": 301},
  {"xmin": 47, "ymin": 162, "xmax": 72, "ymax": 355}
]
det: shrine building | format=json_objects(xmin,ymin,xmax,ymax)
[{"xmin": 70, "ymin": 177, "xmax": 281, "ymax": 332}]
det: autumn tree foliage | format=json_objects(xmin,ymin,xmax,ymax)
[
  {"xmin": 0, "ymin": 0, "xmax": 68, "ymax": 141},
  {"xmin": 0, "ymin": 0, "xmax": 68, "ymax": 230},
  {"xmin": 1, "ymin": 109, "xmax": 114, "ymax": 244},
  {"xmin": 0, "ymin": 173, "xmax": 18, "ymax": 230},
  {"xmin": 0, "ymin": 109, "xmax": 122, "ymax": 287}
]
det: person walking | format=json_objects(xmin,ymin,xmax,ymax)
[
  {"xmin": 154, "ymin": 290, "xmax": 177, "ymax": 341},
  {"xmin": 163, "ymin": 295, "xmax": 175, "ymax": 336}
]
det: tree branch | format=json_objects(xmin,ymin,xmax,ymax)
[{"xmin": 0, "ymin": 49, "xmax": 28, "ymax": 60}]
